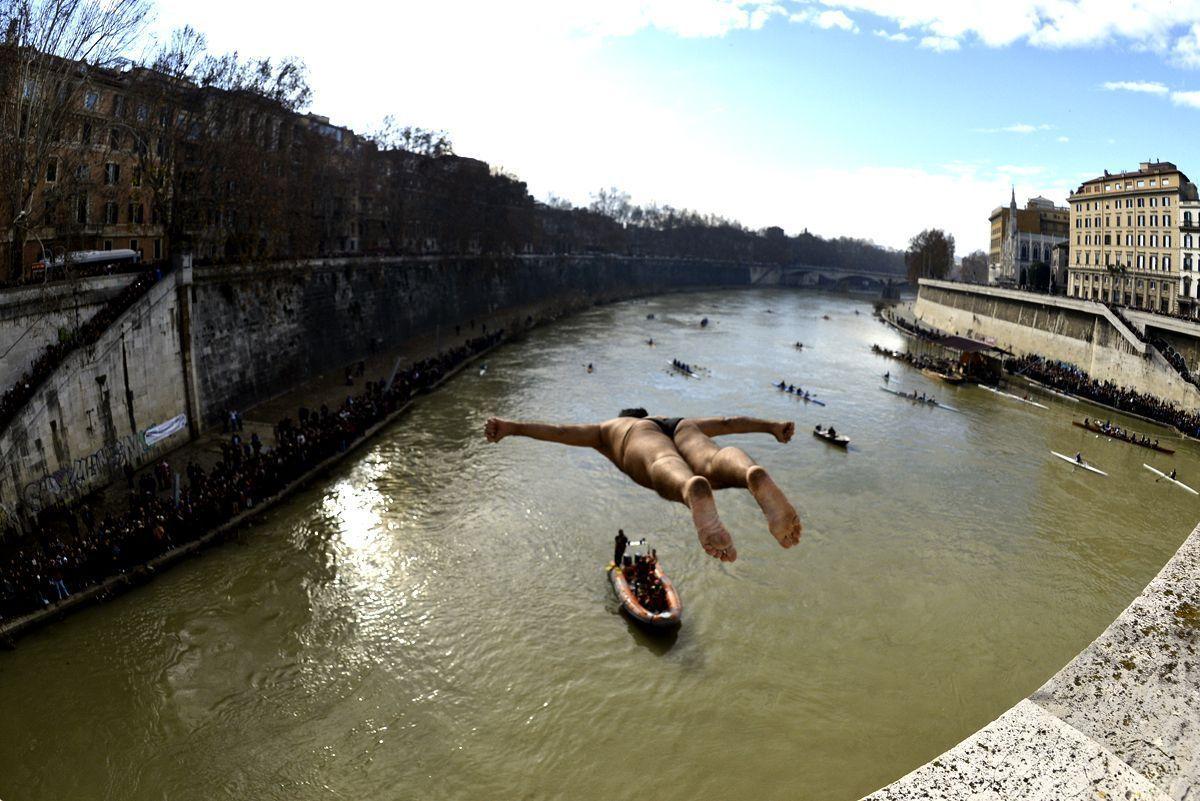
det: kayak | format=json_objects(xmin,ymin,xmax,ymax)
[
  {"xmin": 771, "ymin": 384, "xmax": 826, "ymax": 406},
  {"xmin": 1073, "ymin": 421, "xmax": 1176, "ymax": 455},
  {"xmin": 879, "ymin": 386, "xmax": 959, "ymax": 412},
  {"xmin": 979, "ymin": 384, "xmax": 1047, "ymax": 409},
  {"xmin": 812, "ymin": 429, "xmax": 849, "ymax": 448},
  {"xmin": 608, "ymin": 562, "xmax": 682, "ymax": 629},
  {"xmin": 1050, "ymin": 450, "xmax": 1108, "ymax": 476},
  {"xmin": 1143, "ymin": 464, "xmax": 1199, "ymax": 495},
  {"xmin": 667, "ymin": 361, "xmax": 698, "ymax": 378}
]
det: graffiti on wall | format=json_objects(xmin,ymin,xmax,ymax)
[{"xmin": 20, "ymin": 431, "xmax": 150, "ymax": 512}]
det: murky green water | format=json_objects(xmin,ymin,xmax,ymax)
[{"xmin": 2, "ymin": 289, "xmax": 1198, "ymax": 801}]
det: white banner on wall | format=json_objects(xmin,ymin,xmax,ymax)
[{"xmin": 144, "ymin": 414, "xmax": 188, "ymax": 447}]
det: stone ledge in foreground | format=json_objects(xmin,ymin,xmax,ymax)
[{"xmin": 864, "ymin": 519, "xmax": 1200, "ymax": 800}]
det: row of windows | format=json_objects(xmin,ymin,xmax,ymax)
[
  {"xmin": 61, "ymin": 195, "xmax": 156, "ymax": 226},
  {"xmin": 1075, "ymin": 272, "xmax": 1173, "ymax": 292},
  {"xmin": 1078, "ymin": 233, "xmax": 1173, "ymax": 248},
  {"xmin": 1076, "ymin": 213, "xmax": 1172, "ymax": 228},
  {"xmin": 1075, "ymin": 251, "xmax": 1173, "ymax": 270},
  {"xmin": 43, "ymin": 159, "xmax": 143, "ymax": 188},
  {"xmin": 1075, "ymin": 193, "xmax": 1173, "ymax": 213}
]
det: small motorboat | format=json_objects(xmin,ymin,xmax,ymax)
[
  {"xmin": 812, "ymin": 427, "xmax": 849, "ymax": 448},
  {"xmin": 608, "ymin": 559, "xmax": 682, "ymax": 630}
]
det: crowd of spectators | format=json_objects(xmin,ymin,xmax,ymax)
[
  {"xmin": 0, "ymin": 330, "xmax": 503, "ymax": 626},
  {"xmin": 1007, "ymin": 354, "xmax": 1200, "ymax": 437},
  {"xmin": 0, "ymin": 268, "xmax": 165, "ymax": 433}
]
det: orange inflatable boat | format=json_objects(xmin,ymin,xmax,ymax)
[{"xmin": 607, "ymin": 561, "xmax": 682, "ymax": 629}]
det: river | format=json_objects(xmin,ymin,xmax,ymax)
[{"xmin": 2, "ymin": 289, "xmax": 1197, "ymax": 801}]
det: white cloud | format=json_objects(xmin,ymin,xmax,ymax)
[
  {"xmin": 995, "ymin": 165, "xmax": 1046, "ymax": 176},
  {"xmin": 1101, "ymin": 80, "xmax": 1169, "ymax": 94},
  {"xmin": 790, "ymin": 8, "xmax": 859, "ymax": 32},
  {"xmin": 975, "ymin": 122, "xmax": 1051, "ymax": 134},
  {"xmin": 800, "ymin": 2, "xmax": 1200, "ymax": 65},
  {"xmin": 874, "ymin": 29, "xmax": 911, "ymax": 42},
  {"xmin": 919, "ymin": 35, "xmax": 960, "ymax": 52},
  {"xmin": 1057, "ymin": 135, "xmax": 1070, "ymax": 143},
  {"xmin": 1171, "ymin": 89, "xmax": 1200, "ymax": 107}
]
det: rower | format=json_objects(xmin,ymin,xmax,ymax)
[
  {"xmin": 1075, "ymin": 452, "xmax": 1083, "ymax": 464},
  {"xmin": 1170, "ymin": 468, "xmax": 1179, "ymax": 480},
  {"xmin": 815, "ymin": 424, "xmax": 823, "ymax": 433},
  {"xmin": 777, "ymin": 380, "xmax": 787, "ymax": 390},
  {"xmin": 828, "ymin": 426, "xmax": 838, "ymax": 438},
  {"xmin": 587, "ymin": 363, "xmax": 594, "ymax": 374},
  {"xmin": 788, "ymin": 384, "xmax": 796, "ymax": 393},
  {"xmin": 883, "ymin": 371, "xmax": 890, "ymax": 382}
]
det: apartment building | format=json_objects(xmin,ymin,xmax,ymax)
[
  {"xmin": 1179, "ymin": 186, "xmax": 1200, "ymax": 317},
  {"xmin": 1067, "ymin": 160, "xmax": 1186, "ymax": 314}
]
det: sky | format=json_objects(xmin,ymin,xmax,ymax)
[{"xmin": 145, "ymin": 0, "xmax": 1200, "ymax": 253}]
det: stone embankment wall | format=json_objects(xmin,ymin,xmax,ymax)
[
  {"xmin": 0, "ymin": 270, "xmax": 193, "ymax": 520},
  {"xmin": 190, "ymin": 255, "xmax": 751, "ymax": 426},
  {"xmin": 914, "ymin": 279, "xmax": 1200, "ymax": 407},
  {"xmin": 0, "ymin": 255, "xmax": 752, "ymax": 521},
  {"xmin": 0, "ymin": 274, "xmax": 136, "ymax": 391}
]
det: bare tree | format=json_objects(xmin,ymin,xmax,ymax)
[
  {"xmin": 368, "ymin": 115, "xmax": 452, "ymax": 157},
  {"xmin": 0, "ymin": 0, "xmax": 151, "ymax": 281}
]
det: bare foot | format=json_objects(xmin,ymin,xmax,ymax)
[
  {"xmin": 684, "ymin": 476, "xmax": 737, "ymax": 562},
  {"xmin": 746, "ymin": 466, "xmax": 801, "ymax": 548},
  {"xmin": 484, "ymin": 417, "xmax": 510, "ymax": 442}
]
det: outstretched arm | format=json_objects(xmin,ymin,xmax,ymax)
[
  {"xmin": 689, "ymin": 416, "xmax": 794, "ymax": 443},
  {"xmin": 485, "ymin": 417, "xmax": 603, "ymax": 448}
]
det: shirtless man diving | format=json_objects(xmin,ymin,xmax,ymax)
[{"xmin": 484, "ymin": 410, "xmax": 801, "ymax": 562}]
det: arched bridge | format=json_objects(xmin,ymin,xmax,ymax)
[{"xmin": 749, "ymin": 264, "xmax": 911, "ymax": 293}]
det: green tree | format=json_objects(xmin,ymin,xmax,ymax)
[{"xmin": 905, "ymin": 228, "xmax": 955, "ymax": 283}]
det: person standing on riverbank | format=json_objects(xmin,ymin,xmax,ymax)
[{"xmin": 485, "ymin": 412, "xmax": 800, "ymax": 562}]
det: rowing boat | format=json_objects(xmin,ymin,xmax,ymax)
[
  {"xmin": 771, "ymin": 384, "xmax": 827, "ymax": 406},
  {"xmin": 608, "ymin": 561, "xmax": 682, "ymax": 629},
  {"xmin": 812, "ymin": 428, "xmax": 849, "ymax": 448},
  {"xmin": 1021, "ymin": 377, "xmax": 1079, "ymax": 402},
  {"xmin": 1050, "ymin": 450, "xmax": 1108, "ymax": 476},
  {"xmin": 879, "ymin": 386, "xmax": 959, "ymax": 412},
  {"xmin": 1143, "ymin": 464, "xmax": 1199, "ymax": 495},
  {"xmin": 667, "ymin": 361, "xmax": 698, "ymax": 378},
  {"xmin": 1072, "ymin": 421, "xmax": 1176, "ymax": 454},
  {"xmin": 979, "ymin": 384, "xmax": 1047, "ymax": 409}
]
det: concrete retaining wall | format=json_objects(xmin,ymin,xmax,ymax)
[
  {"xmin": 190, "ymin": 254, "xmax": 752, "ymax": 427},
  {"xmin": 865, "ymin": 519, "xmax": 1200, "ymax": 800},
  {"xmin": 0, "ymin": 272, "xmax": 192, "ymax": 517},
  {"xmin": 914, "ymin": 280, "xmax": 1200, "ymax": 408},
  {"xmin": 0, "ymin": 274, "xmax": 136, "ymax": 391}
]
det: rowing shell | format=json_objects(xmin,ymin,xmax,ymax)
[
  {"xmin": 667, "ymin": 361, "xmax": 698, "ymax": 378},
  {"xmin": 1050, "ymin": 450, "xmax": 1108, "ymax": 476},
  {"xmin": 771, "ymin": 384, "xmax": 827, "ymax": 406},
  {"xmin": 979, "ymin": 384, "xmax": 1047, "ymax": 409},
  {"xmin": 1143, "ymin": 464, "xmax": 1200, "ymax": 495},
  {"xmin": 879, "ymin": 386, "xmax": 959, "ymax": 412}
]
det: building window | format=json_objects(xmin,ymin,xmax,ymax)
[
  {"xmin": 129, "ymin": 238, "xmax": 138, "ymax": 254},
  {"xmin": 1151, "ymin": 235, "xmax": 1159, "ymax": 247},
  {"xmin": 131, "ymin": 167, "xmax": 141, "ymax": 187},
  {"xmin": 103, "ymin": 201, "xmax": 117, "ymax": 224},
  {"xmin": 112, "ymin": 95, "xmax": 125, "ymax": 117},
  {"xmin": 109, "ymin": 128, "xmax": 121, "ymax": 150},
  {"xmin": 83, "ymin": 91, "xmax": 98, "ymax": 110},
  {"xmin": 153, "ymin": 239, "xmax": 161, "ymax": 260},
  {"xmin": 1151, "ymin": 255, "xmax": 1159, "ymax": 270},
  {"xmin": 1139, "ymin": 234, "xmax": 1145, "ymax": 246},
  {"xmin": 104, "ymin": 162, "xmax": 119, "ymax": 185},
  {"xmin": 1166, "ymin": 234, "xmax": 1172, "ymax": 248},
  {"xmin": 80, "ymin": 120, "xmax": 92, "ymax": 144},
  {"xmin": 136, "ymin": 104, "xmax": 148, "ymax": 122},
  {"xmin": 1151, "ymin": 197, "xmax": 1158, "ymax": 207},
  {"xmin": 1138, "ymin": 254, "xmax": 1145, "ymax": 268},
  {"xmin": 44, "ymin": 158, "xmax": 57, "ymax": 183},
  {"xmin": 1165, "ymin": 196, "xmax": 1172, "ymax": 205},
  {"xmin": 75, "ymin": 194, "xmax": 88, "ymax": 224},
  {"xmin": 103, "ymin": 239, "xmax": 112, "ymax": 251},
  {"xmin": 1138, "ymin": 197, "xmax": 1145, "ymax": 207},
  {"xmin": 1165, "ymin": 256, "xmax": 1172, "ymax": 271},
  {"xmin": 1138, "ymin": 179, "xmax": 1146, "ymax": 187}
]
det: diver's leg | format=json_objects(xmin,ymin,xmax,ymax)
[
  {"xmin": 674, "ymin": 422, "xmax": 801, "ymax": 549},
  {"xmin": 625, "ymin": 429, "xmax": 737, "ymax": 562}
]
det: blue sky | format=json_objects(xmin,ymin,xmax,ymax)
[{"xmin": 150, "ymin": 1, "xmax": 1200, "ymax": 253}]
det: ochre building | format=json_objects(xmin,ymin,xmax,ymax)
[{"xmin": 1067, "ymin": 161, "xmax": 1187, "ymax": 314}]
